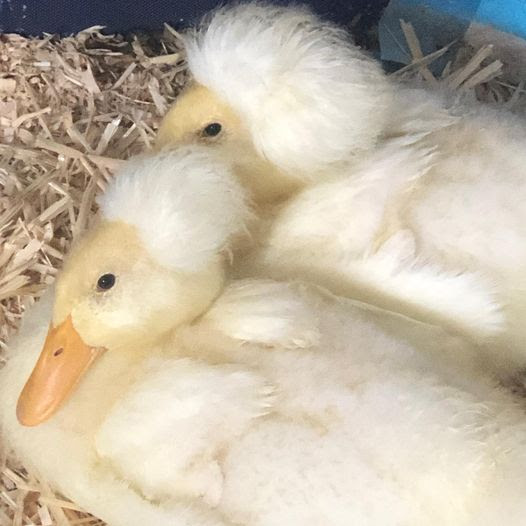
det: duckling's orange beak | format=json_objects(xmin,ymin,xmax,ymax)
[{"xmin": 16, "ymin": 315, "xmax": 105, "ymax": 427}]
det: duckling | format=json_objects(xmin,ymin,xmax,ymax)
[
  {"xmin": 156, "ymin": 2, "xmax": 454, "ymax": 203},
  {"xmin": 0, "ymin": 144, "xmax": 328, "ymax": 525},
  {"xmin": 156, "ymin": 2, "xmax": 393, "ymax": 204},
  {"xmin": 1, "ymin": 145, "xmax": 258, "ymax": 526},
  {"xmin": 247, "ymin": 135, "xmax": 526, "ymax": 373},
  {"xmin": 157, "ymin": 2, "xmax": 526, "ymax": 371},
  {"xmin": 4, "ymin": 147, "xmax": 526, "ymax": 525}
]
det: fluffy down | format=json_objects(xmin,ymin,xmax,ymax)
[
  {"xmin": 3, "ymin": 282, "xmax": 526, "ymax": 525},
  {"xmin": 245, "ymin": 100, "xmax": 526, "ymax": 370},
  {"xmin": 158, "ymin": 3, "xmax": 526, "ymax": 370},
  {"xmin": 185, "ymin": 1, "xmax": 392, "ymax": 176},
  {"xmin": 100, "ymin": 146, "xmax": 249, "ymax": 271}
]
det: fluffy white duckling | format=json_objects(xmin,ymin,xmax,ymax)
[
  {"xmin": 3, "ymin": 147, "xmax": 526, "ymax": 526},
  {"xmin": 156, "ymin": 2, "xmax": 392, "ymax": 204},
  {"xmin": 1, "ymin": 145, "xmax": 255, "ymax": 526},
  {"xmin": 249, "ymin": 135, "xmax": 526, "ymax": 372},
  {"xmin": 157, "ymin": 2, "xmax": 451, "ymax": 203},
  {"xmin": 156, "ymin": 2, "xmax": 526, "ymax": 371}
]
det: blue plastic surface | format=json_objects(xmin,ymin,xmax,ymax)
[
  {"xmin": 379, "ymin": 0, "xmax": 526, "ymax": 72},
  {"xmin": 476, "ymin": 0, "xmax": 526, "ymax": 40}
]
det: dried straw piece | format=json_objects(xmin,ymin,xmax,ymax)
[
  {"xmin": 399, "ymin": 20, "xmax": 437, "ymax": 85},
  {"xmin": 395, "ymin": 19, "xmax": 511, "ymax": 105},
  {"xmin": 447, "ymin": 45, "xmax": 495, "ymax": 89},
  {"xmin": 460, "ymin": 59, "xmax": 503, "ymax": 90}
]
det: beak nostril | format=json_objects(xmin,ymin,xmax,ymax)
[{"xmin": 53, "ymin": 348, "xmax": 64, "ymax": 357}]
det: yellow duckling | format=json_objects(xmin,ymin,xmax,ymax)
[
  {"xmin": 5, "ymin": 146, "xmax": 526, "ymax": 525},
  {"xmin": 0, "ymin": 145, "xmax": 319, "ymax": 525},
  {"xmin": 16, "ymin": 145, "xmax": 250, "ymax": 428},
  {"xmin": 156, "ymin": 2, "xmax": 392, "ymax": 204},
  {"xmin": 156, "ymin": 2, "xmax": 526, "ymax": 373}
]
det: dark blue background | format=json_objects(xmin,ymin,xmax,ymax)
[{"xmin": 0, "ymin": 0, "xmax": 389, "ymax": 36}]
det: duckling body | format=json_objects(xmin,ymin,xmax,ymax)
[
  {"xmin": 4, "ymin": 280, "xmax": 526, "ymax": 526},
  {"xmin": 157, "ymin": 3, "xmax": 526, "ymax": 368},
  {"xmin": 3, "ymin": 146, "xmax": 526, "ymax": 525},
  {"xmin": 246, "ymin": 105, "xmax": 526, "ymax": 370}
]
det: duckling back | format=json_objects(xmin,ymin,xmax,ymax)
[
  {"xmin": 242, "ymin": 92, "xmax": 526, "ymax": 371},
  {"xmin": 194, "ymin": 284, "xmax": 526, "ymax": 526},
  {"xmin": 4, "ymin": 280, "xmax": 526, "ymax": 525},
  {"xmin": 157, "ymin": 2, "xmax": 526, "ymax": 373}
]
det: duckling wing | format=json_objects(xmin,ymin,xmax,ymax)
[
  {"xmin": 95, "ymin": 357, "xmax": 275, "ymax": 505},
  {"xmin": 199, "ymin": 279, "xmax": 320, "ymax": 349},
  {"xmin": 247, "ymin": 135, "xmax": 509, "ymax": 345},
  {"xmin": 339, "ymin": 231, "xmax": 504, "ymax": 340}
]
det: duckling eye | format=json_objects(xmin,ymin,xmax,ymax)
[
  {"xmin": 97, "ymin": 273, "xmax": 116, "ymax": 291},
  {"xmin": 201, "ymin": 122, "xmax": 222, "ymax": 137}
]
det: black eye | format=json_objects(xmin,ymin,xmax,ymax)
[
  {"xmin": 97, "ymin": 273, "xmax": 116, "ymax": 291},
  {"xmin": 201, "ymin": 122, "xmax": 222, "ymax": 137}
]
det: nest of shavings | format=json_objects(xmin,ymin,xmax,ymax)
[{"xmin": 0, "ymin": 18, "xmax": 525, "ymax": 526}]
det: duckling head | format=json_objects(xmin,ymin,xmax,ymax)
[
  {"xmin": 16, "ymin": 146, "xmax": 248, "ymax": 427},
  {"xmin": 156, "ymin": 2, "xmax": 393, "ymax": 202}
]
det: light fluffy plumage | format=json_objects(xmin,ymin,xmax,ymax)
[
  {"xmin": 159, "ymin": 2, "xmax": 526, "ymax": 371},
  {"xmin": 100, "ymin": 146, "xmax": 248, "ymax": 271},
  {"xmin": 185, "ymin": 1, "xmax": 391, "ymax": 176},
  {"xmin": 247, "ymin": 102, "xmax": 526, "ymax": 370},
  {"xmin": 4, "ymin": 142, "xmax": 526, "ymax": 523},
  {"xmin": 4, "ymin": 281, "xmax": 526, "ymax": 525},
  {"xmin": 199, "ymin": 279, "xmax": 320, "ymax": 348}
]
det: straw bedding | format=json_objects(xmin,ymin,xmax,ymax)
[{"xmin": 0, "ymin": 18, "xmax": 523, "ymax": 526}]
